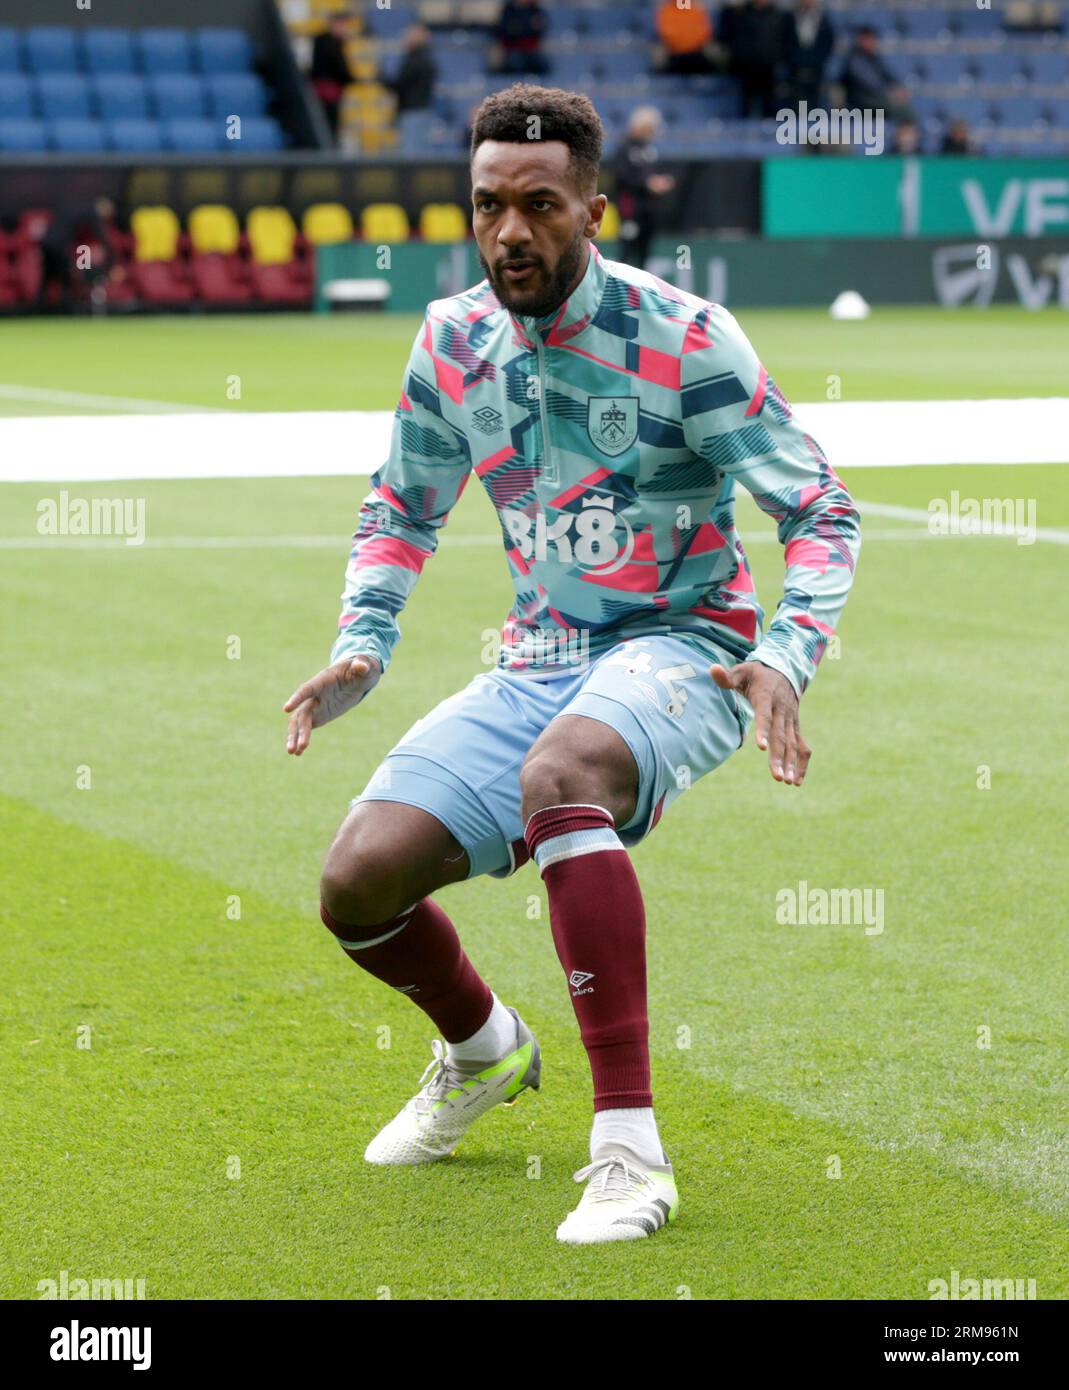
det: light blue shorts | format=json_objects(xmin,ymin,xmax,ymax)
[{"xmin": 355, "ymin": 634, "xmax": 751, "ymax": 879}]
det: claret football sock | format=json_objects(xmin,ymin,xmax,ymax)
[
  {"xmin": 524, "ymin": 803, "xmax": 653, "ymax": 1111},
  {"xmin": 445, "ymin": 991, "xmax": 518, "ymax": 1071},
  {"xmin": 320, "ymin": 898, "xmax": 493, "ymax": 1043}
]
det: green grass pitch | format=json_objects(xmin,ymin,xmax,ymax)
[{"xmin": 1, "ymin": 308, "xmax": 1066, "ymax": 1299}]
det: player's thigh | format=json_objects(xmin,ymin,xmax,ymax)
[
  {"xmin": 519, "ymin": 713, "xmax": 640, "ymax": 828},
  {"xmin": 560, "ymin": 635, "xmax": 747, "ymax": 841},
  {"xmin": 321, "ymin": 799, "xmax": 470, "ymax": 926}
]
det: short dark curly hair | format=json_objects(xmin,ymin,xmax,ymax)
[{"xmin": 470, "ymin": 84, "xmax": 603, "ymax": 195}]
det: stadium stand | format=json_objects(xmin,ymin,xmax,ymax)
[
  {"xmin": 284, "ymin": 0, "xmax": 1069, "ymax": 160},
  {"xmin": 0, "ymin": 23, "xmax": 288, "ymax": 153}
]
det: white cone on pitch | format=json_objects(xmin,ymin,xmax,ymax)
[{"xmin": 830, "ymin": 290, "xmax": 871, "ymax": 320}]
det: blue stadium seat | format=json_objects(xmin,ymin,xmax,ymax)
[
  {"xmin": 940, "ymin": 95, "xmax": 995, "ymax": 126},
  {"xmin": 0, "ymin": 117, "xmax": 48, "ymax": 150},
  {"xmin": 150, "ymin": 73, "xmax": 206, "ymax": 119},
  {"xmin": 194, "ymin": 27, "xmax": 254, "ymax": 73},
  {"xmin": 952, "ymin": 9, "xmax": 1000, "ymax": 38},
  {"xmin": 92, "ymin": 74, "xmax": 150, "ymax": 120},
  {"xmin": 898, "ymin": 13, "xmax": 953, "ymax": 41},
  {"xmin": 921, "ymin": 53, "xmax": 971, "ymax": 85},
  {"xmin": 0, "ymin": 75, "xmax": 35, "ymax": 119},
  {"xmin": 0, "ymin": 27, "xmax": 21, "ymax": 72},
  {"xmin": 106, "ymin": 117, "xmax": 164, "ymax": 151},
  {"xmin": 204, "ymin": 72, "xmax": 268, "ymax": 117},
  {"xmin": 140, "ymin": 28, "xmax": 193, "ymax": 74},
  {"xmin": 48, "ymin": 118, "xmax": 106, "ymax": 151},
  {"xmin": 995, "ymin": 96, "xmax": 1048, "ymax": 128},
  {"xmin": 972, "ymin": 53, "xmax": 1025, "ymax": 85},
  {"xmin": 83, "ymin": 28, "xmax": 136, "ymax": 74},
  {"xmin": 37, "ymin": 73, "xmax": 91, "ymax": 120},
  {"xmin": 1045, "ymin": 99, "xmax": 1069, "ymax": 129},
  {"xmin": 228, "ymin": 116, "xmax": 284, "ymax": 151},
  {"xmin": 1027, "ymin": 53, "xmax": 1069, "ymax": 84},
  {"xmin": 25, "ymin": 26, "xmax": 80, "ymax": 74},
  {"xmin": 163, "ymin": 116, "xmax": 223, "ymax": 151}
]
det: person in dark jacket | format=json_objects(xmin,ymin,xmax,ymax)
[
  {"xmin": 387, "ymin": 24, "xmax": 437, "ymax": 114},
  {"xmin": 784, "ymin": 0, "xmax": 835, "ymax": 109},
  {"xmin": 719, "ymin": 0, "xmax": 787, "ymax": 118},
  {"xmin": 841, "ymin": 26, "xmax": 912, "ymax": 120},
  {"xmin": 492, "ymin": 0, "xmax": 550, "ymax": 77},
  {"xmin": 613, "ymin": 107, "xmax": 675, "ymax": 272},
  {"xmin": 36, "ymin": 197, "xmax": 116, "ymax": 312},
  {"xmin": 311, "ymin": 12, "xmax": 355, "ymax": 140}
]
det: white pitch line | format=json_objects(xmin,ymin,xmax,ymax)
[
  {"xmin": 0, "ymin": 526, "xmax": 1054, "ymax": 551},
  {"xmin": 858, "ymin": 499, "xmax": 1069, "ymax": 545},
  {"xmin": 0, "ymin": 383, "xmax": 226, "ymax": 415},
  {"xmin": 0, "ymin": 399, "xmax": 1067, "ymax": 482}
]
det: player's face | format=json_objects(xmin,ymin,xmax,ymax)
[{"xmin": 471, "ymin": 140, "xmax": 603, "ymax": 317}]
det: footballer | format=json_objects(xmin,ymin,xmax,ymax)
[{"xmin": 284, "ymin": 85, "xmax": 860, "ymax": 1244}]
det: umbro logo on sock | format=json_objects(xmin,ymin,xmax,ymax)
[{"xmin": 568, "ymin": 970, "xmax": 595, "ymax": 995}]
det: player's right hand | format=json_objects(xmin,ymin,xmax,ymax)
[{"xmin": 283, "ymin": 654, "xmax": 381, "ymax": 756}]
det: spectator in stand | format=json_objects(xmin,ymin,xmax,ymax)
[
  {"xmin": 653, "ymin": 0, "xmax": 723, "ymax": 77},
  {"xmin": 311, "ymin": 10, "xmax": 356, "ymax": 141},
  {"xmin": 386, "ymin": 24, "xmax": 437, "ymax": 119},
  {"xmin": 491, "ymin": 0, "xmax": 550, "ymax": 78},
  {"xmin": 784, "ymin": 0, "xmax": 834, "ymax": 109},
  {"xmin": 613, "ymin": 107, "xmax": 675, "ymax": 272},
  {"xmin": 891, "ymin": 119, "xmax": 921, "ymax": 154},
  {"xmin": 941, "ymin": 117, "xmax": 972, "ymax": 155},
  {"xmin": 719, "ymin": 0, "xmax": 788, "ymax": 119},
  {"xmin": 841, "ymin": 26, "xmax": 913, "ymax": 122},
  {"xmin": 36, "ymin": 197, "xmax": 119, "ymax": 313}
]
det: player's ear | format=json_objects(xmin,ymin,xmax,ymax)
[{"xmin": 586, "ymin": 193, "xmax": 607, "ymax": 239}]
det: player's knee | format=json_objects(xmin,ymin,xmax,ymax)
[
  {"xmin": 320, "ymin": 844, "xmax": 406, "ymax": 928},
  {"xmin": 519, "ymin": 744, "xmax": 632, "ymax": 826}
]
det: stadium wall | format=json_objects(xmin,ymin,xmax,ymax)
[
  {"xmin": 765, "ymin": 158, "xmax": 1069, "ymax": 239},
  {"xmin": 316, "ymin": 235, "xmax": 1069, "ymax": 310}
]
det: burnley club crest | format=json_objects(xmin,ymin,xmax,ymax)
[{"xmin": 587, "ymin": 397, "xmax": 638, "ymax": 457}]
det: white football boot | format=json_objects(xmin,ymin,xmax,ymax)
[
  {"xmin": 364, "ymin": 1007, "xmax": 540, "ymax": 1165},
  {"xmin": 556, "ymin": 1152, "xmax": 679, "ymax": 1244}
]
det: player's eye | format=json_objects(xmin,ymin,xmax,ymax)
[
  {"xmin": 476, "ymin": 199, "xmax": 497, "ymax": 213},
  {"xmin": 530, "ymin": 200, "xmax": 552, "ymax": 212}
]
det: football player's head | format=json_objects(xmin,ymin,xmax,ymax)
[{"xmin": 470, "ymin": 84, "xmax": 607, "ymax": 317}]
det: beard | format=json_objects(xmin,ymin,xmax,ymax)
[{"xmin": 478, "ymin": 229, "xmax": 587, "ymax": 318}]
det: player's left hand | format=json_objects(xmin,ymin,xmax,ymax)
[{"xmin": 710, "ymin": 661, "xmax": 809, "ymax": 786}]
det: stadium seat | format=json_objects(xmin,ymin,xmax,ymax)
[
  {"xmin": 302, "ymin": 203, "xmax": 355, "ymax": 245},
  {"xmin": 971, "ymin": 54, "xmax": 1025, "ymax": 86},
  {"xmin": 195, "ymin": 28, "xmax": 254, "ymax": 74},
  {"xmin": 25, "ymin": 26, "xmax": 80, "ymax": 74},
  {"xmin": 0, "ymin": 118, "xmax": 47, "ymax": 151},
  {"xmin": 246, "ymin": 206, "xmax": 312, "ymax": 304},
  {"xmin": 163, "ymin": 117, "xmax": 223, "ymax": 151},
  {"xmin": 93, "ymin": 74, "xmax": 150, "ymax": 121},
  {"xmin": 188, "ymin": 204, "xmax": 252, "ymax": 305},
  {"xmin": 139, "ymin": 29, "xmax": 193, "ymax": 74},
  {"xmin": 150, "ymin": 74, "xmax": 206, "ymax": 120},
  {"xmin": 361, "ymin": 203, "xmax": 410, "ymax": 242},
  {"xmin": 132, "ymin": 206, "xmax": 182, "ymax": 262},
  {"xmin": 48, "ymin": 118, "xmax": 106, "ymax": 152},
  {"xmin": 898, "ymin": 13, "xmax": 953, "ymax": 41},
  {"xmin": 226, "ymin": 116, "xmax": 284, "ymax": 151},
  {"xmin": 106, "ymin": 118, "xmax": 164, "ymax": 152},
  {"xmin": 247, "ymin": 206, "xmax": 298, "ymax": 265},
  {"xmin": 1027, "ymin": 53, "xmax": 1069, "ymax": 85},
  {"xmin": 83, "ymin": 28, "xmax": 136, "ymax": 74},
  {"xmin": 0, "ymin": 76, "xmax": 35, "ymax": 120},
  {"xmin": 189, "ymin": 205, "xmax": 241, "ymax": 255},
  {"xmin": 37, "ymin": 74, "xmax": 91, "ymax": 120},
  {"xmin": 419, "ymin": 203, "xmax": 467, "ymax": 242},
  {"xmin": 0, "ymin": 28, "xmax": 20, "ymax": 72},
  {"xmin": 204, "ymin": 73, "xmax": 268, "ymax": 117},
  {"xmin": 995, "ymin": 96, "xmax": 1048, "ymax": 129}
]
